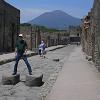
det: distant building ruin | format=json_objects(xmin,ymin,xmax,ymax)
[
  {"xmin": 20, "ymin": 25, "xmax": 70, "ymax": 50},
  {"xmin": 0, "ymin": 0, "xmax": 20, "ymax": 52}
]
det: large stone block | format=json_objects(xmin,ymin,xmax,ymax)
[
  {"xmin": 25, "ymin": 74, "xmax": 43, "ymax": 87},
  {"xmin": 2, "ymin": 74, "xmax": 20, "ymax": 85}
]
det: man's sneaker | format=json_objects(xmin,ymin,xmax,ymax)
[{"xmin": 12, "ymin": 73, "xmax": 17, "ymax": 75}]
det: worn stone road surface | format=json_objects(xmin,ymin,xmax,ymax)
[{"xmin": 0, "ymin": 45, "xmax": 74, "ymax": 100}]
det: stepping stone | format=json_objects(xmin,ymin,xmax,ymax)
[
  {"xmin": 25, "ymin": 74, "xmax": 43, "ymax": 87},
  {"xmin": 2, "ymin": 74, "xmax": 20, "ymax": 85},
  {"xmin": 53, "ymin": 58, "xmax": 60, "ymax": 62}
]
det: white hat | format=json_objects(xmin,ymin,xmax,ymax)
[
  {"xmin": 19, "ymin": 34, "xmax": 23, "ymax": 37},
  {"xmin": 41, "ymin": 41, "xmax": 44, "ymax": 43}
]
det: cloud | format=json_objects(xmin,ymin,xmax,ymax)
[{"xmin": 20, "ymin": 8, "xmax": 49, "ymax": 23}]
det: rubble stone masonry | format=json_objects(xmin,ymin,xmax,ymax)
[{"xmin": 82, "ymin": 0, "xmax": 100, "ymax": 69}]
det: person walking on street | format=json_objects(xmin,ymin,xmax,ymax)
[
  {"xmin": 12, "ymin": 34, "xmax": 32, "ymax": 75},
  {"xmin": 39, "ymin": 41, "xmax": 46, "ymax": 58}
]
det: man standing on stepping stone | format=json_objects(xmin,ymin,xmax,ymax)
[{"xmin": 12, "ymin": 34, "xmax": 32, "ymax": 75}]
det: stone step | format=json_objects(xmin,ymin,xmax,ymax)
[
  {"xmin": 2, "ymin": 74, "xmax": 20, "ymax": 85},
  {"xmin": 25, "ymin": 74, "xmax": 43, "ymax": 87}
]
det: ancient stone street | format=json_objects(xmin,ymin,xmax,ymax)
[
  {"xmin": 0, "ymin": 45, "xmax": 74, "ymax": 100},
  {"xmin": 1, "ymin": 0, "xmax": 100, "ymax": 100}
]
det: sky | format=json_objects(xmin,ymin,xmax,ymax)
[{"xmin": 6, "ymin": 0, "xmax": 94, "ymax": 23}]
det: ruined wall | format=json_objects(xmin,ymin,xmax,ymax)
[
  {"xmin": 82, "ymin": 0, "xmax": 100, "ymax": 69},
  {"xmin": 93, "ymin": 0, "xmax": 100, "ymax": 66},
  {"xmin": 0, "ymin": 0, "xmax": 20, "ymax": 52},
  {"xmin": 81, "ymin": 13, "xmax": 93, "ymax": 56},
  {"xmin": 20, "ymin": 25, "xmax": 70, "ymax": 51}
]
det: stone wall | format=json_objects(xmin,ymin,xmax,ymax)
[
  {"xmin": 20, "ymin": 26, "xmax": 41, "ymax": 50},
  {"xmin": 0, "ymin": 0, "xmax": 20, "ymax": 52},
  {"xmin": 81, "ymin": 0, "xmax": 100, "ymax": 68},
  {"xmin": 20, "ymin": 25, "xmax": 70, "ymax": 51},
  {"xmin": 81, "ymin": 14, "xmax": 92, "ymax": 56},
  {"xmin": 93, "ymin": 0, "xmax": 100, "ymax": 66}
]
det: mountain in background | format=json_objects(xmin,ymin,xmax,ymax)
[{"xmin": 28, "ymin": 10, "xmax": 81, "ymax": 29}]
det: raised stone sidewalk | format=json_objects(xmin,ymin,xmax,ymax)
[
  {"xmin": 46, "ymin": 46, "xmax": 100, "ymax": 100},
  {"xmin": 0, "ymin": 45, "xmax": 65, "ymax": 65}
]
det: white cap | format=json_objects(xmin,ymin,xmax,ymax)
[
  {"xmin": 19, "ymin": 34, "xmax": 23, "ymax": 37},
  {"xmin": 41, "ymin": 41, "xmax": 44, "ymax": 43}
]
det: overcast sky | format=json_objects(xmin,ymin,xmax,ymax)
[{"xmin": 6, "ymin": 0, "xmax": 94, "ymax": 23}]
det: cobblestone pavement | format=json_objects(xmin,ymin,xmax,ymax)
[{"xmin": 0, "ymin": 45, "xmax": 75, "ymax": 100}]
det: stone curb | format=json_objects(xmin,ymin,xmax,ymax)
[
  {"xmin": 0, "ymin": 52, "xmax": 38, "ymax": 65},
  {"xmin": 40, "ymin": 63, "xmax": 63, "ymax": 100},
  {"xmin": 49, "ymin": 46, "xmax": 66, "ymax": 51},
  {"xmin": 45, "ymin": 45, "xmax": 66, "ymax": 52},
  {"xmin": 0, "ymin": 45, "xmax": 66, "ymax": 65}
]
